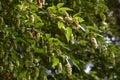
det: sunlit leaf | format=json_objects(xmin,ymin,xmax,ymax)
[
  {"xmin": 57, "ymin": 21, "xmax": 64, "ymax": 29},
  {"xmin": 74, "ymin": 17, "xmax": 84, "ymax": 23},
  {"xmin": 57, "ymin": 3, "xmax": 64, "ymax": 8},
  {"xmin": 65, "ymin": 27, "xmax": 72, "ymax": 42},
  {"xmin": 59, "ymin": 7, "xmax": 73, "ymax": 11},
  {"xmin": 52, "ymin": 58, "xmax": 59, "ymax": 67},
  {"xmin": 47, "ymin": 6, "xmax": 57, "ymax": 13}
]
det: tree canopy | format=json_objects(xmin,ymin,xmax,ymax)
[{"xmin": 0, "ymin": 0, "xmax": 120, "ymax": 80}]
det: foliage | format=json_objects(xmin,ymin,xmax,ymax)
[{"xmin": 0, "ymin": 0, "xmax": 120, "ymax": 80}]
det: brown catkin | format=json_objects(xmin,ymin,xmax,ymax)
[
  {"xmin": 65, "ymin": 63, "xmax": 72, "ymax": 76},
  {"xmin": 35, "ymin": 67, "xmax": 39, "ymax": 78},
  {"xmin": 57, "ymin": 63, "xmax": 62, "ymax": 73},
  {"xmin": 91, "ymin": 37, "xmax": 98, "ymax": 49}
]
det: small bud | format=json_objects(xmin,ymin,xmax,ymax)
[
  {"xmin": 91, "ymin": 37, "xmax": 98, "ymax": 48},
  {"xmin": 70, "ymin": 34, "xmax": 75, "ymax": 44},
  {"xmin": 30, "ymin": 15, "xmax": 35, "ymax": 23},
  {"xmin": 35, "ymin": 33, "xmax": 41, "ymax": 40},
  {"xmin": 57, "ymin": 63, "xmax": 62, "ymax": 73}
]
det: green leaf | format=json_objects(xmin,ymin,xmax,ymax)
[
  {"xmin": 47, "ymin": 6, "xmax": 57, "ymax": 13},
  {"xmin": 65, "ymin": 27, "xmax": 72, "ymax": 42},
  {"xmin": 52, "ymin": 58, "xmax": 59, "ymax": 67},
  {"xmin": 33, "ymin": 13, "xmax": 41, "ymax": 21},
  {"xmin": 11, "ymin": 53, "xmax": 19, "ymax": 60},
  {"xmin": 26, "ymin": 39, "xmax": 35, "ymax": 44},
  {"xmin": 73, "ymin": 13, "xmax": 80, "ymax": 17},
  {"xmin": 59, "ymin": 7, "xmax": 73, "ymax": 11},
  {"xmin": 71, "ymin": 60, "xmax": 80, "ymax": 71},
  {"xmin": 49, "ymin": 38, "xmax": 64, "ymax": 46},
  {"xmin": 86, "ymin": 26, "xmax": 99, "ymax": 32},
  {"xmin": 57, "ymin": 3, "xmax": 64, "ymax": 8},
  {"xmin": 16, "ymin": 37, "xmax": 26, "ymax": 43},
  {"xmin": 57, "ymin": 21, "xmax": 64, "ymax": 29},
  {"xmin": 74, "ymin": 17, "xmax": 84, "ymax": 23},
  {"xmin": 33, "ymin": 47, "xmax": 44, "ymax": 53},
  {"xmin": 79, "ymin": 40, "xmax": 88, "ymax": 46},
  {"xmin": 45, "ymin": 34, "xmax": 51, "ymax": 38},
  {"xmin": 18, "ymin": 71, "xmax": 27, "ymax": 79}
]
